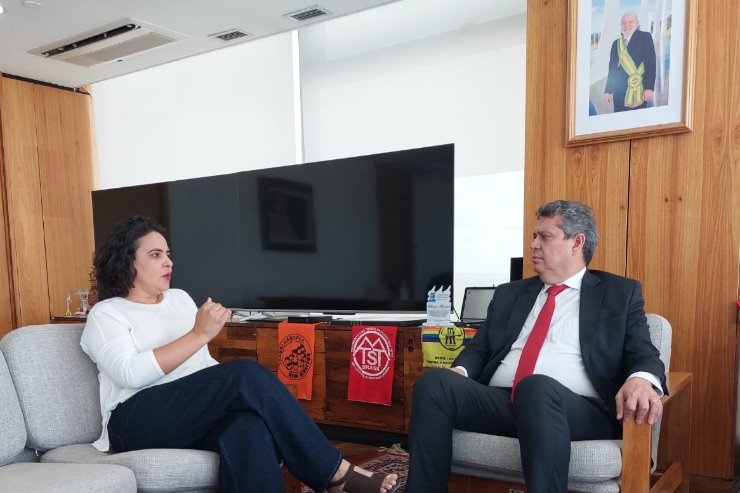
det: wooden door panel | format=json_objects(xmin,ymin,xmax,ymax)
[
  {"xmin": 34, "ymin": 85, "xmax": 94, "ymax": 319},
  {"xmin": 0, "ymin": 77, "xmax": 49, "ymax": 326},
  {"xmin": 0, "ymin": 77, "xmax": 16, "ymax": 335}
]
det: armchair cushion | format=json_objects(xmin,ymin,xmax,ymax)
[
  {"xmin": 41, "ymin": 444, "xmax": 219, "ymax": 493},
  {"xmin": 5, "ymin": 448, "xmax": 39, "ymax": 465},
  {"xmin": 0, "ymin": 324, "xmax": 100, "ymax": 451},
  {"xmin": 0, "ymin": 352, "xmax": 26, "ymax": 466},
  {"xmin": 451, "ymin": 431, "xmax": 622, "ymax": 492},
  {"xmin": 452, "ymin": 431, "xmax": 622, "ymax": 482},
  {"xmin": 0, "ymin": 462, "xmax": 137, "ymax": 493}
]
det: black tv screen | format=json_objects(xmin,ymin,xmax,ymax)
[{"xmin": 92, "ymin": 144, "xmax": 454, "ymax": 313}]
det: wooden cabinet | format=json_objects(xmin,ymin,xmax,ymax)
[
  {"xmin": 0, "ymin": 74, "xmax": 95, "ymax": 337},
  {"xmin": 209, "ymin": 323, "xmax": 424, "ymax": 433}
]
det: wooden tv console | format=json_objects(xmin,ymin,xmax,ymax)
[{"xmin": 209, "ymin": 322, "xmax": 424, "ymax": 433}]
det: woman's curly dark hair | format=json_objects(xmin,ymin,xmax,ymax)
[{"xmin": 94, "ymin": 216, "xmax": 166, "ymax": 300}]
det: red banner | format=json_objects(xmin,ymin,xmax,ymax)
[
  {"xmin": 347, "ymin": 325, "xmax": 398, "ymax": 406},
  {"xmin": 277, "ymin": 322, "xmax": 318, "ymax": 400}
]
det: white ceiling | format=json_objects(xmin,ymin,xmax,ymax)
[{"xmin": 0, "ymin": 0, "xmax": 401, "ymax": 88}]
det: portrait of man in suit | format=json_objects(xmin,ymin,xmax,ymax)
[
  {"xmin": 583, "ymin": 0, "xmax": 677, "ymax": 119},
  {"xmin": 603, "ymin": 11, "xmax": 657, "ymax": 112},
  {"xmin": 405, "ymin": 200, "xmax": 665, "ymax": 493}
]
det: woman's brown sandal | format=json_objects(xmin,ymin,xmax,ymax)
[{"xmin": 327, "ymin": 464, "xmax": 399, "ymax": 493}]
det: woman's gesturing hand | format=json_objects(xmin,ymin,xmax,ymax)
[{"xmin": 193, "ymin": 297, "xmax": 232, "ymax": 343}]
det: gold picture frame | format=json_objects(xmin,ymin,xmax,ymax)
[{"xmin": 566, "ymin": 0, "xmax": 696, "ymax": 146}]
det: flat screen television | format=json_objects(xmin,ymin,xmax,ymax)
[{"xmin": 92, "ymin": 144, "xmax": 454, "ymax": 314}]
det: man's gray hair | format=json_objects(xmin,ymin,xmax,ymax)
[
  {"xmin": 537, "ymin": 200, "xmax": 599, "ymax": 264},
  {"xmin": 622, "ymin": 11, "xmax": 639, "ymax": 23}
]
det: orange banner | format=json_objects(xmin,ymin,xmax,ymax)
[{"xmin": 277, "ymin": 322, "xmax": 318, "ymax": 400}]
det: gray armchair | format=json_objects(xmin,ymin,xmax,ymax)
[
  {"xmin": 448, "ymin": 313, "xmax": 692, "ymax": 493},
  {"xmin": 0, "ymin": 323, "xmax": 303, "ymax": 492}
]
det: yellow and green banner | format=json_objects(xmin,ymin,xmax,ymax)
[{"xmin": 421, "ymin": 325, "xmax": 477, "ymax": 368}]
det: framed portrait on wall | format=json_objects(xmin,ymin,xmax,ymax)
[
  {"xmin": 258, "ymin": 177, "xmax": 316, "ymax": 252},
  {"xmin": 566, "ymin": 0, "xmax": 696, "ymax": 146}
]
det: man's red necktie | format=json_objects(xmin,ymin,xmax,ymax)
[{"xmin": 511, "ymin": 284, "xmax": 568, "ymax": 402}]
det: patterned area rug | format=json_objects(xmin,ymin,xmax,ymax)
[{"xmin": 302, "ymin": 446, "xmax": 409, "ymax": 493}]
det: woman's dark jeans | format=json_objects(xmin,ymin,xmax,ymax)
[{"xmin": 108, "ymin": 359, "xmax": 342, "ymax": 493}]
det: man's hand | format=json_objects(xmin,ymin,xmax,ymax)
[
  {"xmin": 643, "ymin": 89, "xmax": 654, "ymax": 102},
  {"xmin": 193, "ymin": 297, "xmax": 231, "ymax": 343},
  {"xmin": 615, "ymin": 376, "xmax": 662, "ymax": 425},
  {"xmin": 604, "ymin": 93, "xmax": 613, "ymax": 104},
  {"xmin": 449, "ymin": 366, "xmax": 467, "ymax": 377}
]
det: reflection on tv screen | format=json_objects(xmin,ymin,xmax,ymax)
[{"xmin": 93, "ymin": 144, "xmax": 454, "ymax": 313}]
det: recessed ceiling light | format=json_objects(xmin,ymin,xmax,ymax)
[
  {"xmin": 21, "ymin": 0, "xmax": 43, "ymax": 7},
  {"xmin": 0, "ymin": 4, "xmax": 6, "ymax": 14}
]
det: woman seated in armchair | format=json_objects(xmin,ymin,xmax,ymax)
[{"xmin": 81, "ymin": 215, "xmax": 399, "ymax": 493}]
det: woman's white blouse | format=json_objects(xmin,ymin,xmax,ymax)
[{"xmin": 81, "ymin": 289, "xmax": 218, "ymax": 451}]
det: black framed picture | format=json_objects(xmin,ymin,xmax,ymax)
[{"xmin": 258, "ymin": 177, "xmax": 316, "ymax": 252}]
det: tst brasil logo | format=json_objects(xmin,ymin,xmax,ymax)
[
  {"xmin": 351, "ymin": 327, "xmax": 394, "ymax": 380},
  {"xmin": 278, "ymin": 333, "xmax": 313, "ymax": 380}
]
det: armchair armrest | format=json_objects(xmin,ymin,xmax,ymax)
[{"xmin": 621, "ymin": 371, "xmax": 692, "ymax": 493}]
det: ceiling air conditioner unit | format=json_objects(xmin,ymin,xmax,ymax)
[
  {"xmin": 284, "ymin": 5, "xmax": 332, "ymax": 22},
  {"xmin": 29, "ymin": 19, "xmax": 186, "ymax": 67}
]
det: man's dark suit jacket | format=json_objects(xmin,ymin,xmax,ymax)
[
  {"xmin": 452, "ymin": 269, "xmax": 666, "ymax": 418},
  {"xmin": 604, "ymin": 29, "xmax": 657, "ymax": 112}
]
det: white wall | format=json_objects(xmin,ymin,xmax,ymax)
[
  {"xmin": 299, "ymin": 2, "xmax": 526, "ymax": 176},
  {"xmin": 91, "ymin": 0, "xmax": 528, "ymax": 313},
  {"xmin": 299, "ymin": 0, "xmax": 527, "ymax": 310},
  {"xmin": 92, "ymin": 33, "xmax": 297, "ymax": 189}
]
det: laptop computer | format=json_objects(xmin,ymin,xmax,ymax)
[{"xmin": 456, "ymin": 286, "xmax": 495, "ymax": 326}]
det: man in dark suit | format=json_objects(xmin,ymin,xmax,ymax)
[
  {"xmin": 604, "ymin": 12, "xmax": 656, "ymax": 112},
  {"xmin": 405, "ymin": 200, "xmax": 666, "ymax": 493}
]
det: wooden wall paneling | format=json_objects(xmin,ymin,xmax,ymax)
[
  {"xmin": 627, "ymin": 0, "xmax": 740, "ymax": 482},
  {"xmin": 523, "ymin": 0, "xmax": 630, "ymax": 278},
  {"xmin": 627, "ymin": 136, "xmax": 701, "ymax": 374},
  {"xmin": 563, "ymin": 144, "xmax": 630, "ymax": 273},
  {"xmin": 525, "ymin": 0, "xmax": 739, "ymax": 487},
  {"xmin": 0, "ymin": 77, "xmax": 50, "ymax": 326},
  {"xmin": 0, "ymin": 77, "xmax": 17, "ymax": 337},
  {"xmin": 33, "ymin": 85, "xmax": 95, "ymax": 318},
  {"xmin": 82, "ymin": 85, "xmax": 100, "ymax": 191},
  {"xmin": 523, "ymin": 0, "xmax": 570, "ymax": 248},
  {"xmin": 734, "ymin": 8, "xmax": 740, "ymax": 479}
]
